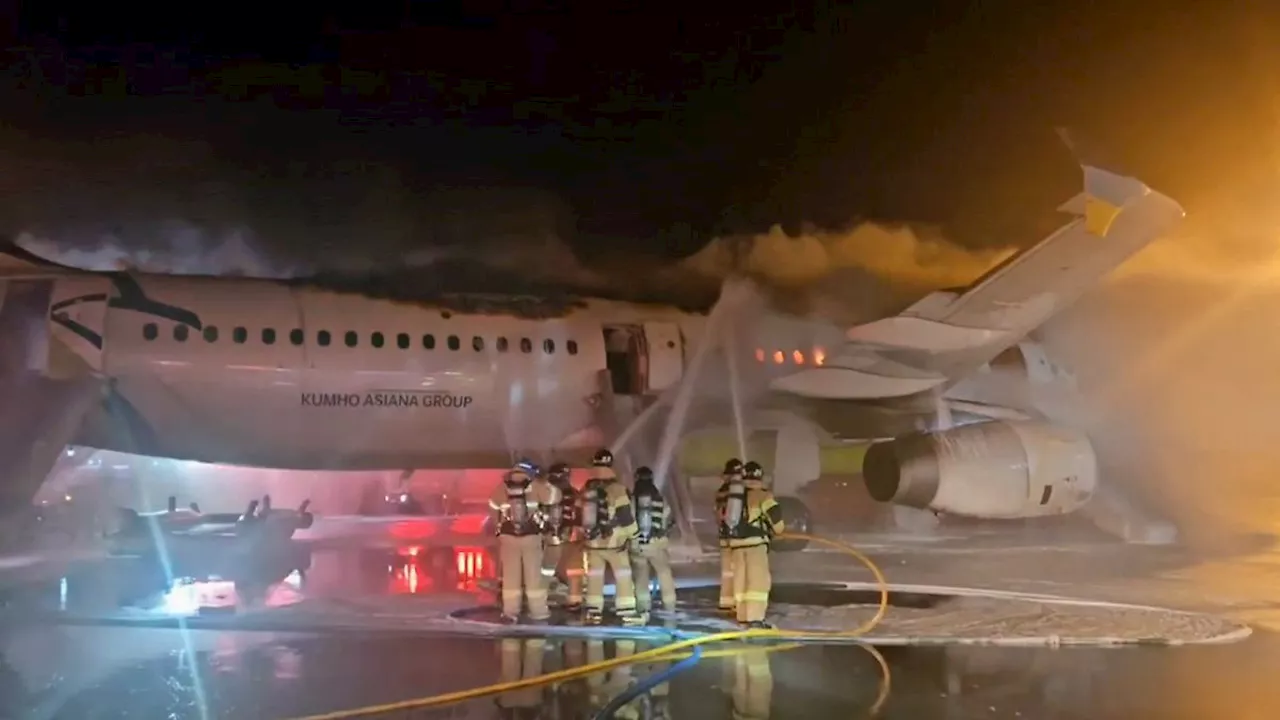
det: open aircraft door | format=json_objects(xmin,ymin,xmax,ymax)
[
  {"xmin": 603, "ymin": 323, "xmax": 685, "ymax": 396},
  {"xmin": 641, "ymin": 322, "xmax": 683, "ymax": 393}
]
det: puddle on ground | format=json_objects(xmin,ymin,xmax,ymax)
[
  {"xmin": 676, "ymin": 582, "xmax": 954, "ymax": 610},
  {"xmin": 4, "ymin": 623, "xmax": 1280, "ymax": 720},
  {"xmin": 0, "ymin": 544, "xmax": 498, "ymax": 618}
]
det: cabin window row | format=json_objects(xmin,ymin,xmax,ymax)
[
  {"xmin": 755, "ymin": 347, "xmax": 826, "ymax": 366},
  {"xmin": 140, "ymin": 323, "xmax": 580, "ymax": 355}
]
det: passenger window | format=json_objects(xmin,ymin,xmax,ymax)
[
  {"xmin": 423, "ymin": 334, "xmax": 436, "ymax": 350},
  {"xmin": 143, "ymin": 323, "xmax": 158, "ymax": 341},
  {"xmin": 543, "ymin": 339, "xmax": 555, "ymax": 354},
  {"xmin": 318, "ymin": 330, "xmax": 331, "ymax": 347},
  {"xmin": 371, "ymin": 332, "xmax": 385, "ymax": 349},
  {"xmin": 520, "ymin": 338, "xmax": 532, "ymax": 353},
  {"xmin": 496, "ymin": 337, "xmax": 509, "ymax": 352},
  {"xmin": 203, "ymin": 326, "xmax": 218, "ymax": 343},
  {"xmin": 262, "ymin": 328, "xmax": 276, "ymax": 345},
  {"xmin": 567, "ymin": 340, "xmax": 578, "ymax": 355},
  {"xmin": 472, "ymin": 336, "xmax": 484, "ymax": 352},
  {"xmin": 173, "ymin": 325, "xmax": 188, "ymax": 342},
  {"xmin": 233, "ymin": 327, "xmax": 247, "ymax": 344},
  {"xmin": 447, "ymin": 335, "xmax": 460, "ymax": 351},
  {"xmin": 397, "ymin": 333, "xmax": 410, "ymax": 349},
  {"xmin": 290, "ymin": 329, "xmax": 304, "ymax": 346},
  {"xmin": 344, "ymin": 331, "xmax": 358, "ymax": 348}
]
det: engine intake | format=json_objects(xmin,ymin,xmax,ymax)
[{"xmin": 862, "ymin": 420, "xmax": 1097, "ymax": 518}]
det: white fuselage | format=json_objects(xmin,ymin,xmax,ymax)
[{"xmin": 49, "ymin": 274, "xmax": 850, "ymax": 470}]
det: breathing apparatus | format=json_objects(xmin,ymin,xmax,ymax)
[
  {"xmin": 633, "ymin": 466, "xmax": 660, "ymax": 542},
  {"xmin": 719, "ymin": 458, "xmax": 746, "ymax": 538},
  {"xmin": 541, "ymin": 461, "xmax": 576, "ymax": 541},
  {"xmin": 502, "ymin": 465, "xmax": 534, "ymax": 531},
  {"xmin": 581, "ymin": 448, "xmax": 617, "ymax": 539}
]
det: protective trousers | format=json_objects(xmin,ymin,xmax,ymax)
[
  {"xmin": 543, "ymin": 540, "xmax": 585, "ymax": 605},
  {"xmin": 541, "ymin": 540, "xmax": 562, "ymax": 584},
  {"xmin": 496, "ymin": 638, "xmax": 546, "ymax": 714},
  {"xmin": 499, "ymin": 533, "xmax": 549, "ymax": 620},
  {"xmin": 587, "ymin": 640, "xmax": 639, "ymax": 720},
  {"xmin": 630, "ymin": 540, "xmax": 677, "ymax": 612},
  {"xmin": 718, "ymin": 546, "xmax": 735, "ymax": 610},
  {"xmin": 585, "ymin": 546, "xmax": 637, "ymax": 614},
  {"xmin": 730, "ymin": 544, "xmax": 771, "ymax": 623},
  {"xmin": 730, "ymin": 648, "xmax": 774, "ymax": 720}
]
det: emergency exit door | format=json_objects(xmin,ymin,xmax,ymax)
[{"xmin": 641, "ymin": 322, "xmax": 683, "ymax": 393}]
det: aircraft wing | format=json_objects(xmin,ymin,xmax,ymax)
[{"xmin": 771, "ymin": 163, "xmax": 1185, "ymax": 400}]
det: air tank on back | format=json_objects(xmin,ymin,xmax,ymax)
[{"xmin": 861, "ymin": 420, "xmax": 1097, "ymax": 518}]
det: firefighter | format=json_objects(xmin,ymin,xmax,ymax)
[
  {"xmin": 489, "ymin": 460, "xmax": 557, "ymax": 623},
  {"xmin": 715, "ymin": 457, "xmax": 744, "ymax": 615},
  {"xmin": 725, "ymin": 460, "xmax": 784, "ymax": 628},
  {"xmin": 542, "ymin": 461, "xmax": 586, "ymax": 611},
  {"xmin": 495, "ymin": 637, "xmax": 548, "ymax": 720},
  {"xmin": 730, "ymin": 647, "xmax": 775, "ymax": 720},
  {"xmin": 629, "ymin": 466, "xmax": 677, "ymax": 613},
  {"xmin": 579, "ymin": 448, "xmax": 642, "ymax": 624}
]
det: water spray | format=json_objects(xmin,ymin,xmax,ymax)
[
  {"xmin": 650, "ymin": 278, "xmax": 757, "ymax": 486},
  {"xmin": 724, "ymin": 324, "xmax": 748, "ymax": 460}
]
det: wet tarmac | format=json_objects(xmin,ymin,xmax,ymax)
[
  {"xmin": 2, "ymin": 623, "xmax": 1280, "ymax": 718},
  {"xmin": 0, "ymin": 540, "xmax": 1273, "ymax": 718}
]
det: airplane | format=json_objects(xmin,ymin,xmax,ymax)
[
  {"xmin": 107, "ymin": 493, "xmax": 314, "ymax": 556},
  {"xmin": 0, "ymin": 157, "xmax": 1184, "ymax": 551}
]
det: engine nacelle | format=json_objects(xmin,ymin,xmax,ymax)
[{"xmin": 861, "ymin": 420, "xmax": 1097, "ymax": 518}]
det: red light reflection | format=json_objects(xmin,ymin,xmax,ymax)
[
  {"xmin": 390, "ymin": 560, "xmax": 429, "ymax": 595},
  {"xmin": 453, "ymin": 546, "xmax": 492, "ymax": 590},
  {"xmin": 387, "ymin": 546, "xmax": 494, "ymax": 594}
]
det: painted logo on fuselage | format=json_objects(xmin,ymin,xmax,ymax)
[
  {"xmin": 49, "ymin": 274, "xmax": 203, "ymax": 350},
  {"xmin": 300, "ymin": 391, "xmax": 474, "ymax": 409}
]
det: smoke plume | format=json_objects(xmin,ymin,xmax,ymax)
[
  {"xmin": 676, "ymin": 222, "xmax": 1012, "ymax": 323},
  {"xmin": 1041, "ymin": 217, "xmax": 1280, "ymax": 556}
]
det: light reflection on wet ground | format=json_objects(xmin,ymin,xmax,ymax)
[
  {"xmin": 0, "ymin": 544, "xmax": 499, "ymax": 619},
  {"xmin": 2, "ymin": 624, "xmax": 1280, "ymax": 719},
  {"xmin": 0, "ymin": 541, "xmax": 1273, "ymax": 718},
  {"xmin": 5, "ymin": 519, "xmax": 1280, "ymax": 717}
]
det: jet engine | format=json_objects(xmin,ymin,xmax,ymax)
[{"xmin": 861, "ymin": 420, "xmax": 1097, "ymax": 518}]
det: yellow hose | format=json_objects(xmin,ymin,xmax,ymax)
[{"xmin": 285, "ymin": 532, "xmax": 890, "ymax": 720}]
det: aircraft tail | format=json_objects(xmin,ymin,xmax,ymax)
[
  {"xmin": 771, "ymin": 159, "xmax": 1185, "ymax": 400},
  {"xmin": 847, "ymin": 161, "xmax": 1185, "ymax": 353}
]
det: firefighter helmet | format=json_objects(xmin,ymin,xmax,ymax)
[
  {"xmin": 743, "ymin": 461, "xmax": 765, "ymax": 480},
  {"xmin": 634, "ymin": 466, "xmax": 655, "ymax": 485},
  {"xmin": 592, "ymin": 448, "xmax": 614, "ymax": 467},
  {"xmin": 514, "ymin": 457, "xmax": 540, "ymax": 477},
  {"xmin": 723, "ymin": 458, "xmax": 744, "ymax": 476},
  {"xmin": 547, "ymin": 462, "xmax": 571, "ymax": 483}
]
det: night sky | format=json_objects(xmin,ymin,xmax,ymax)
[{"xmin": 0, "ymin": 0, "xmax": 1275, "ymax": 301}]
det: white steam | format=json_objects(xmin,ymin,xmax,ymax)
[{"xmin": 1042, "ymin": 226, "xmax": 1280, "ymax": 554}]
